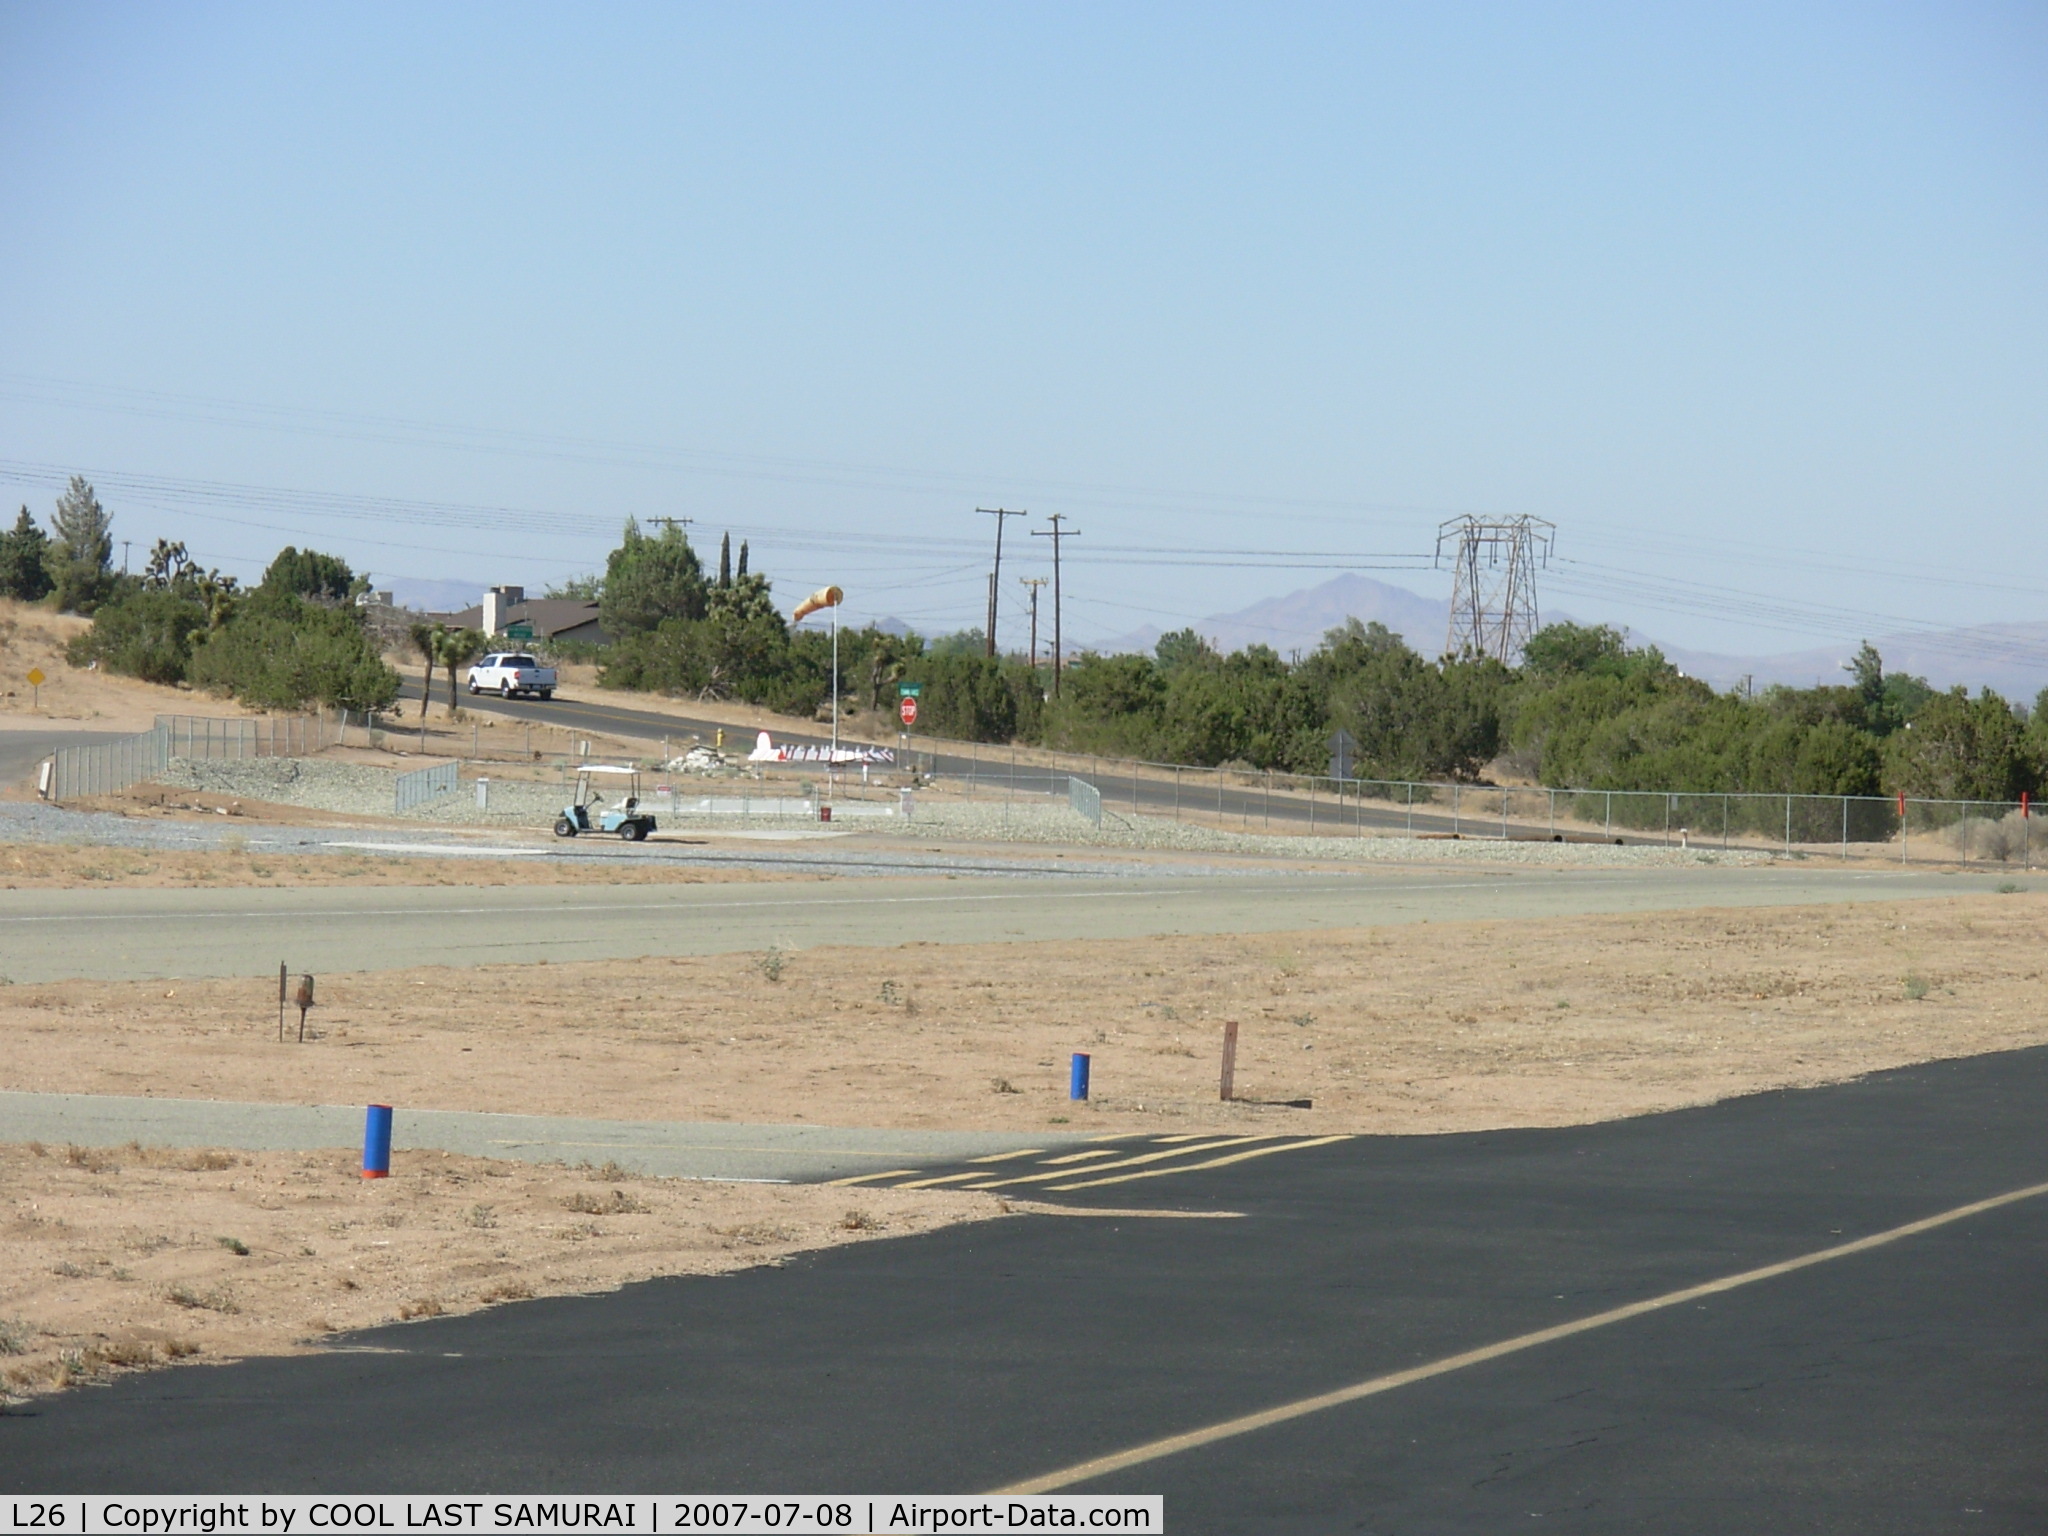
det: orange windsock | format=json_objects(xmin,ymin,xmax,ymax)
[{"xmin": 792, "ymin": 585, "xmax": 843, "ymax": 622}]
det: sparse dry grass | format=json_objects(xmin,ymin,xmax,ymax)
[
  {"xmin": 2, "ymin": 896, "xmax": 2043, "ymax": 1137},
  {"xmin": 0, "ymin": 1141, "xmax": 995, "ymax": 1400}
]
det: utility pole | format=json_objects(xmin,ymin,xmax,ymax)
[
  {"xmin": 646, "ymin": 516, "xmax": 694, "ymax": 537},
  {"xmin": 121, "ymin": 540, "xmax": 131, "ymax": 575},
  {"xmin": 1030, "ymin": 514, "xmax": 1079, "ymax": 698},
  {"xmin": 1020, "ymin": 576, "xmax": 1048, "ymax": 673},
  {"xmin": 975, "ymin": 508, "xmax": 1026, "ymax": 657}
]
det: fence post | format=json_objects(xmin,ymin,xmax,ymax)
[
  {"xmin": 1309, "ymin": 776, "xmax": 1315, "ymax": 834},
  {"xmin": 1784, "ymin": 796, "xmax": 1791, "ymax": 854},
  {"xmin": 1452, "ymin": 782, "xmax": 1460, "ymax": 837},
  {"xmin": 1723, "ymin": 795, "xmax": 1730, "ymax": 851},
  {"xmin": 1406, "ymin": 781, "xmax": 1414, "ymax": 835},
  {"xmin": 1263, "ymin": 770, "xmax": 1270, "ymax": 830},
  {"xmin": 1841, "ymin": 797, "xmax": 1848, "ymax": 862},
  {"xmin": 1502, "ymin": 788, "xmax": 1509, "ymax": 842},
  {"xmin": 1665, "ymin": 794, "xmax": 1672, "ymax": 846},
  {"xmin": 1173, "ymin": 765, "xmax": 1180, "ymax": 823},
  {"xmin": 1605, "ymin": 791, "xmax": 1612, "ymax": 839}
]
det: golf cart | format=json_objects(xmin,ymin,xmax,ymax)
[{"xmin": 554, "ymin": 765, "xmax": 657, "ymax": 841}]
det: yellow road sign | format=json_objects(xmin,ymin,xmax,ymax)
[{"xmin": 25, "ymin": 667, "xmax": 45, "ymax": 687}]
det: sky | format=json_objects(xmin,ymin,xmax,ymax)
[{"xmin": 2, "ymin": 1, "xmax": 2044, "ymax": 669}]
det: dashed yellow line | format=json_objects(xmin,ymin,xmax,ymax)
[
  {"xmin": 825, "ymin": 1168, "xmax": 919, "ymax": 1186},
  {"xmin": 962, "ymin": 1136, "xmax": 1286, "ymax": 1192},
  {"xmin": 891, "ymin": 1171, "xmax": 1000, "ymax": 1189},
  {"xmin": 1041, "ymin": 1148, "xmax": 1128, "ymax": 1165},
  {"xmin": 1050, "ymin": 1135, "xmax": 1353, "ymax": 1191},
  {"xmin": 967, "ymin": 1148, "xmax": 1047, "ymax": 1164}
]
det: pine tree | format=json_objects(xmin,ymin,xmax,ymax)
[
  {"xmin": 0, "ymin": 506, "xmax": 54, "ymax": 601},
  {"xmin": 718, "ymin": 532, "xmax": 732, "ymax": 589},
  {"xmin": 736, "ymin": 540, "xmax": 749, "ymax": 579},
  {"xmin": 45, "ymin": 476, "xmax": 116, "ymax": 612}
]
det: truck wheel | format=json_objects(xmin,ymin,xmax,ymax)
[
  {"xmin": 620, "ymin": 821, "xmax": 645, "ymax": 842},
  {"xmin": 540, "ymin": 689, "xmax": 553, "ymax": 700},
  {"xmin": 554, "ymin": 817, "xmax": 577, "ymax": 838},
  {"xmin": 467, "ymin": 682, "xmax": 479, "ymax": 695},
  {"xmin": 501, "ymin": 682, "xmax": 514, "ymax": 698}
]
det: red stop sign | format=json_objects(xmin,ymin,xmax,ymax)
[{"xmin": 899, "ymin": 696, "xmax": 918, "ymax": 726}]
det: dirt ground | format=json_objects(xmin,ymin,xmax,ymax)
[
  {"xmin": 0, "ymin": 1140, "xmax": 995, "ymax": 1401},
  {"xmin": 6, "ymin": 892, "xmax": 2044, "ymax": 1401},
  {"xmin": 5, "ymin": 895, "xmax": 2042, "ymax": 1137},
  {"xmin": 0, "ymin": 602, "xmax": 274, "ymax": 731},
  {"xmin": 0, "ymin": 838, "xmax": 800, "ymax": 890}
]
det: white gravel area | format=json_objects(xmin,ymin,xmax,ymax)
[{"xmin": 147, "ymin": 757, "xmax": 1770, "ymax": 867}]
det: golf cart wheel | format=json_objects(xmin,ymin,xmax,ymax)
[
  {"xmin": 620, "ymin": 821, "xmax": 645, "ymax": 842},
  {"xmin": 554, "ymin": 817, "xmax": 577, "ymax": 838}
]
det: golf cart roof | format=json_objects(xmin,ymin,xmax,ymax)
[{"xmin": 575, "ymin": 765, "xmax": 640, "ymax": 775}]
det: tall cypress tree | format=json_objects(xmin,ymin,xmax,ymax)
[
  {"xmin": 736, "ymin": 540, "xmax": 749, "ymax": 579},
  {"xmin": 718, "ymin": 532, "xmax": 732, "ymax": 589}
]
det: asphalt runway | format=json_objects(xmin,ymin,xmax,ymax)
[
  {"xmin": 0, "ymin": 864, "xmax": 2002, "ymax": 981},
  {"xmin": 8, "ymin": 1047, "xmax": 2043, "ymax": 1530}
]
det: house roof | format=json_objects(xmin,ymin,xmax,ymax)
[{"xmin": 431, "ymin": 598, "xmax": 604, "ymax": 641}]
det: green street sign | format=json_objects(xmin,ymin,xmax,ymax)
[
  {"xmin": 504, "ymin": 621, "xmax": 535, "ymax": 639},
  {"xmin": 898, "ymin": 682, "xmax": 923, "ymax": 698}
]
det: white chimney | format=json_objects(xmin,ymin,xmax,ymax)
[{"xmin": 482, "ymin": 585, "xmax": 524, "ymax": 635}]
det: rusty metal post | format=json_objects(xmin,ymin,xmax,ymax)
[
  {"xmin": 278, "ymin": 962, "xmax": 287, "ymax": 1042},
  {"xmin": 293, "ymin": 974, "xmax": 315, "ymax": 1043},
  {"xmin": 1219, "ymin": 1020, "xmax": 1240, "ymax": 1102}
]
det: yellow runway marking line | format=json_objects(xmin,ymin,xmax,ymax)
[
  {"xmin": 967, "ymin": 1148, "xmax": 1047, "ymax": 1165},
  {"xmin": 964, "ymin": 1136, "xmax": 1285, "ymax": 1192},
  {"xmin": 1051, "ymin": 1135, "xmax": 1353, "ymax": 1191},
  {"xmin": 891, "ymin": 1171, "xmax": 996, "ymax": 1189},
  {"xmin": 825, "ymin": 1168, "xmax": 920, "ymax": 1186},
  {"xmin": 1041, "ymin": 1149, "xmax": 1128, "ymax": 1165},
  {"xmin": 1150, "ymin": 1135, "xmax": 1211, "ymax": 1144},
  {"xmin": 996, "ymin": 1175, "xmax": 2048, "ymax": 1493}
]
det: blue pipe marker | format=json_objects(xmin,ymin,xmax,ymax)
[
  {"xmin": 362, "ymin": 1103, "xmax": 393, "ymax": 1179},
  {"xmin": 1069, "ymin": 1052, "xmax": 1091, "ymax": 1101}
]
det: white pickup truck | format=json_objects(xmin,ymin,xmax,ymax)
[{"xmin": 466, "ymin": 652, "xmax": 557, "ymax": 700}]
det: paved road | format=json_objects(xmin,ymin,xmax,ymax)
[
  {"xmin": 0, "ymin": 1090, "xmax": 1066, "ymax": 1182},
  {"xmin": 400, "ymin": 679, "xmax": 1625, "ymax": 844},
  {"xmin": 9, "ymin": 1047, "xmax": 2043, "ymax": 1531},
  {"xmin": 0, "ymin": 727, "xmax": 128, "ymax": 789},
  {"xmin": 0, "ymin": 864, "xmax": 2003, "ymax": 981}
]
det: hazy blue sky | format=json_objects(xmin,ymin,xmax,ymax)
[{"xmin": 2, "ymin": 2, "xmax": 2043, "ymax": 664}]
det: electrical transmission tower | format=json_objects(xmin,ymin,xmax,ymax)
[{"xmin": 1435, "ymin": 516, "xmax": 1555, "ymax": 663}]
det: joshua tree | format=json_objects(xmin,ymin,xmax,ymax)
[
  {"xmin": 408, "ymin": 621, "xmax": 443, "ymax": 719},
  {"xmin": 436, "ymin": 627, "xmax": 487, "ymax": 719}
]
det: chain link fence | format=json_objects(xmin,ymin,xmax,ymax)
[
  {"xmin": 393, "ymin": 761, "xmax": 460, "ymax": 813},
  {"xmin": 41, "ymin": 712, "xmax": 338, "ymax": 802},
  {"xmin": 936, "ymin": 738, "xmax": 2037, "ymax": 866}
]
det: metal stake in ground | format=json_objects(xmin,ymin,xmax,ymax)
[
  {"xmin": 277, "ymin": 961, "xmax": 287, "ymax": 1042},
  {"xmin": 292, "ymin": 974, "xmax": 315, "ymax": 1043},
  {"xmin": 1219, "ymin": 1020, "xmax": 1240, "ymax": 1102}
]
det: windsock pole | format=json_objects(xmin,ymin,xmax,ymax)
[{"xmin": 791, "ymin": 586, "xmax": 845, "ymax": 778}]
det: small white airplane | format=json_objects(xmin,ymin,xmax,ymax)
[{"xmin": 748, "ymin": 729, "xmax": 895, "ymax": 766}]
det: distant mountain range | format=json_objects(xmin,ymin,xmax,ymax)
[{"xmin": 1095, "ymin": 574, "xmax": 2048, "ymax": 701}]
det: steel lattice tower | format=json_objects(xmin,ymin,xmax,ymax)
[{"xmin": 1436, "ymin": 515, "xmax": 1556, "ymax": 663}]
